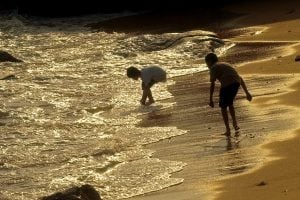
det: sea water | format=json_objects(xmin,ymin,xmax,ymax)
[{"xmin": 0, "ymin": 12, "xmax": 232, "ymax": 199}]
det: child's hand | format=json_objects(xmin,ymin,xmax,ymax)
[
  {"xmin": 246, "ymin": 93, "xmax": 252, "ymax": 101},
  {"xmin": 209, "ymin": 100, "xmax": 214, "ymax": 108}
]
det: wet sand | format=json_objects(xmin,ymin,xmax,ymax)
[
  {"xmin": 214, "ymin": 1, "xmax": 300, "ymax": 199},
  {"xmin": 128, "ymin": 0, "xmax": 300, "ymax": 199}
]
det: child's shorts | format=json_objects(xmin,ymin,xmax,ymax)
[
  {"xmin": 219, "ymin": 82, "xmax": 240, "ymax": 108},
  {"xmin": 142, "ymin": 80, "xmax": 156, "ymax": 90}
]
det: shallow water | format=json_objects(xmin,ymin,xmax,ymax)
[{"xmin": 0, "ymin": 12, "xmax": 236, "ymax": 199}]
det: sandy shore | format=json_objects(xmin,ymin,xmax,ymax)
[
  {"xmin": 214, "ymin": 1, "xmax": 300, "ymax": 200},
  {"xmin": 127, "ymin": 1, "xmax": 300, "ymax": 199}
]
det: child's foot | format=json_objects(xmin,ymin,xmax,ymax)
[
  {"xmin": 234, "ymin": 131, "xmax": 240, "ymax": 137},
  {"xmin": 146, "ymin": 99, "xmax": 155, "ymax": 106},
  {"xmin": 233, "ymin": 124, "xmax": 240, "ymax": 131},
  {"xmin": 140, "ymin": 99, "xmax": 146, "ymax": 105},
  {"xmin": 222, "ymin": 130, "xmax": 231, "ymax": 136},
  {"xmin": 234, "ymin": 127, "xmax": 240, "ymax": 135}
]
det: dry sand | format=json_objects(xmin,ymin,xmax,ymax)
[{"xmin": 128, "ymin": 1, "xmax": 300, "ymax": 199}]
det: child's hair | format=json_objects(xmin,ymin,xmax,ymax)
[
  {"xmin": 126, "ymin": 66, "xmax": 140, "ymax": 78},
  {"xmin": 205, "ymin": 53, "xmax": 218, "ymax": 64}
]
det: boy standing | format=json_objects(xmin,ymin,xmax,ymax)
[
  {"xmin": 127, "ymin": 66, "xmax": 167, "ymax": 106},
  {"xmin": 205, "ymin": 53, "xmax": 252, "ymax": 136}
]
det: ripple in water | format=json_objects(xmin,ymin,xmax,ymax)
[{"xmin": 0, "ymin": 12, "xmax": 230, "ymax": 199}]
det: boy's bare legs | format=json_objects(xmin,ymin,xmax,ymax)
[
  {"xmin": 141, "ymin": 86, "xmax": 155, "ymax": 106},
  {"xmin": 221, "ymin": 107, "xmax": 231, "ymax": 135},
  {"xmin": 146, "ymin": 89, "xmax": 155, "ymax": 105},
  {"xmin": 229, "ymin": 105, "xmax": 240, "ymax": 131}
]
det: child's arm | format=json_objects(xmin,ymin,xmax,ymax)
[
  {"xmin": 240, "ymin": 77, "xmax": 252, "ymax": 101},
  {"xmin": 209, "ymin": 82, "xmax": 215, "ymax": 107}
]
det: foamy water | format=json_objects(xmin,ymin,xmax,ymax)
[{"xmin": 0, "ymin": 13, "xmax": 231, "ymax": 199}]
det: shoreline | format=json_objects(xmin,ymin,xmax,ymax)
[
  {"xmin": 214, "ymin": 0, "xmax": 300, "ymax": 199},
  {"xmin": 127, "ymin": 1, "xmax": 300, "ymax": 200},
  {"xmin": 128, "ymin": 38, "xmax": 297, "ymax": 200}
]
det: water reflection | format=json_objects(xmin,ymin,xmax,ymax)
[
  {"xmin": 226, "ymin": 132, "xmax": 241, "ymax": 151},
  {"xmin": 224, "ymin": 132, "xmax": 248, "ymax": 175}
]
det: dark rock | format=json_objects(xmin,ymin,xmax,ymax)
[
  {"xmin": 41, "ymin": 184, "xmax": 101, "ymax": 200},
  {"xmin": 0, "ymin": 51, "xmax": 22, "ymax": 63},
  {"xmin": 80, "ymin": 185, "xmax": 101, "ymax": 200},
  {"xmin": 295, "ymin": 55, "xmax": 300, "ymax": 62},
  {"xmin": 256, "ymin": 181, "xmax": 267, "ymax": 186},
  {"xmin": 0, "ymin": 74, "xmax": 17, "ymax": 80}
]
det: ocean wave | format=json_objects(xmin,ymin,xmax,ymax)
[{"xmin": 0, "ymin": 13, "xmax": 234, "ymax": 200}]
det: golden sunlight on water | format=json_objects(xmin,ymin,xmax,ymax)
[{"xmin": 0, "ymin": 14, "xmax": 228, "ymax": 199}]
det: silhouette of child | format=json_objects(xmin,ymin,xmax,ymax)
[
  {"xmin": 205, "ymin": 53, "xmax": 252, "ymax": 136},
  {"xmin": 127, "ymin": 66, "xmax": 167, "ymax": 106}
]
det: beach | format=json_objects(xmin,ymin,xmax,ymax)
[
  {"xmin": 128, "ymin": 0, "xmax": 300, "ymax": 199},
  {"xmin": 215, "ymin": 1, "xmax": 300, "ymax": 199},
  {"xmin": 0, "ymin": 1, "xmax": 299, "ymax": 199}
]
